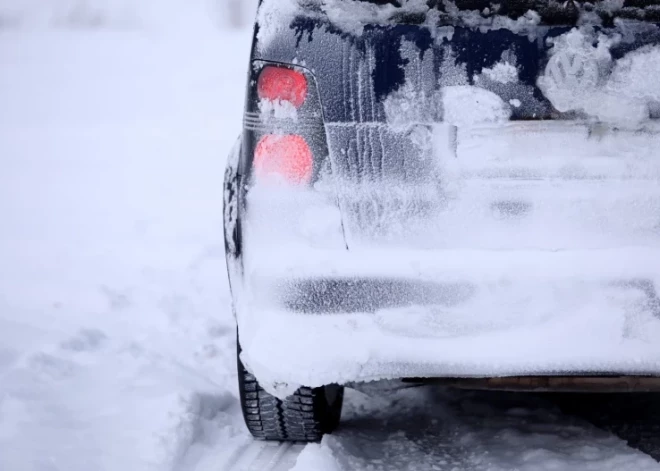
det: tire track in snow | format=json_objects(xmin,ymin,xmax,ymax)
[
  {"xmin": 321, "ymin": 386, "xmax": 660, "ymax": 471},
  {"xmin": 224, "ymin": 441, "xmax": 306, "ymax": 471},
  {"xmin": 204, "ymin": 386, "xmax": 660, "ymax": 471}
]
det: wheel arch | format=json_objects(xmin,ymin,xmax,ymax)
[{"xmin": 224, "ymin": 135, "xmax": 246, "ymax": 305}]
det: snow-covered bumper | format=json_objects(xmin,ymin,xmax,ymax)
[{"xmin": 236, "ymin": 243, "xmax": 660, "ymax": 396}]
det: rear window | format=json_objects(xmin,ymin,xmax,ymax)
[{"xmin": 298, "ymin": 0, "xmax": 660, "ymax": 26}]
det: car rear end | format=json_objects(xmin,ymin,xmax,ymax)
[{"xmin": 226, "ymin": 0, "xmax": 660, "ymax": 397}]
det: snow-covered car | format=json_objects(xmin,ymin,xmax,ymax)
[{"xmin": 224, "ymin": 0, "xmax": 660, "ymax": 441}]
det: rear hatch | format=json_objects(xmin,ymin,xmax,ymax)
[
  {"xmin": 253, "ymin": 0, "xmax": 660, "ymax": 250},
  {"xmin": 238, "ymin": 1, "xmax": 660, "ymax": 379}
]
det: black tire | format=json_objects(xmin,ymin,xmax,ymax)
[{"xmin": 237, "ymin": 338, "xmax": 344, "ymax": 441}]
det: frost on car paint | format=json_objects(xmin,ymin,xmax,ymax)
[{"xmin": 539, "ymin": 28, "xmax": 660, "ymax": 124}]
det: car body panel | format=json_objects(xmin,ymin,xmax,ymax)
[{"xmin": 225, "ymin": 0, "xmax": 660, "ymax": 395}]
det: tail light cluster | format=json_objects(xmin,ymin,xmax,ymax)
[
  {"xmin": 249, "ymin": 64, "xmax": 324, "ymax": 187},
  {"xmin": 254, "ymin": 134, "xmax": 313, "ymax": 185},
  {"xmin": 257, "ymin": 66, "xmax": 308, "ymax": 109}
]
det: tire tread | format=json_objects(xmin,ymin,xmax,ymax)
[{"xmin": 237, "ymin": 345, "xmax": 343, "ymax": 441}]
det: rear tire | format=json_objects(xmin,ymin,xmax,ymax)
[{"xmin": 237, "ymin": 338, "xmax": 344, "ymax": 441}]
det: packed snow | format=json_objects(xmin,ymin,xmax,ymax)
[{"xmin": 3, "ymin": 1, "xmax": 660, "ymax": 470}]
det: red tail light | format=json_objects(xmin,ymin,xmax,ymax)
[
  {"xmin": 254, "ymin": 134, "xmax": 313, "ymax": 185},
  {"xmin": 257, "ymin": 66, "xmax": 308, "ymax": 108}
]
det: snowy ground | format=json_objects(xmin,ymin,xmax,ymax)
[
  {"xmin": 2, "ymin": 5, "xmax": 660, "ymax": 471},
  {"xmin": 0, "ymin": 18, "xmax": 252, "ymax": 471}
]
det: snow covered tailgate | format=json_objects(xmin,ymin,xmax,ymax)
[
  {"xmin": 236, "ymin": 120, "xmax": 660, "ymax": 397},
  {"xmin": 229, "ymin": 1, "xmax": 660, "ymax": 397}
]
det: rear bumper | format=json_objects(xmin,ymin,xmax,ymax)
[
  {"xmin": 236, "ymin": 247, "xmax": 660, "ymax": 398},
  {"xmin": 240, "ymin": 300, "xmax": 660, "ymax": 398}
]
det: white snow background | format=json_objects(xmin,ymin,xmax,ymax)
[
  {"xmin": 0, "ymin": 1, "xmax": 255, "ymax": 470},
  {"xmin": 2, "ymin": 1, "xmax": 660, "ymax": 471}
]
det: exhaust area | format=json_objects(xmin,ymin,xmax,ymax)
[{"xmin": 403, "ymin": 376, "xmax": 660, "ymax": 393}]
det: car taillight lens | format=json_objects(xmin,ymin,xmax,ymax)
[
  {"xmin": 257, "ymin": 66, "xmax": 308, "ymax": 108},
  {"xmin": 254, "ymin": 134, "xmax": 313, "ymax": 185}
]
